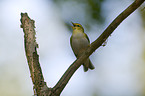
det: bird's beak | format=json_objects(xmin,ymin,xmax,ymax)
[
  {"xmin": 71, "ymin": 21, "xmax": 75, "ymax": 29},
  {"xmin": 71, "ymin": 21, "xmax": 75, "ymax": 27}
]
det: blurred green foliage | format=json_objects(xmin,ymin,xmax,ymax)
[
  {"xmin": 87, "ymin": 0, "xmax": 104, "ymax": 22},
  {"xmin": 53, "ymin": 0, "xmax": 105, "ymax": 29}
]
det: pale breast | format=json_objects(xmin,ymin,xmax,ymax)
[{"xmin": 71, "ymin": 33, "xmax": 89, "ymax": 56}]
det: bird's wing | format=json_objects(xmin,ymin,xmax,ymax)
[{"xmin": 84, "ymin": 33, "xmax": 90, "ymax": 43}]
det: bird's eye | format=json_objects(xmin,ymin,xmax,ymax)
[{"xmin": 76, "ymin": 25, "xmax": 80, "ymax": 27}]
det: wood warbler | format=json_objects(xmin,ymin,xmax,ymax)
[{"xmin": 70, "ymin": 22, "xmax": 95, "ymax": 72}]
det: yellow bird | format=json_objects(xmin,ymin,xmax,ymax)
[{"xmin": 70, "ymin": 22, "xmax": 95, "ymax": 72}]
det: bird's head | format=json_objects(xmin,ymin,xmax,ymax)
[{"xmin": 71, "ymin": 22, "xmax": 84, "ymax": 32}]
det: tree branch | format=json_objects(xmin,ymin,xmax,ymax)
[
  {"xmin": 53, "ymin": 0, "xmax": 145, "ymax": 95},
  {"xmin": 20, "ymin": 13, "xmax": 50, "ymax": 96}
]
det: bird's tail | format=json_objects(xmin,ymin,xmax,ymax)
[{"xmin": 83, "ymin": 58, "xmax": 95, "ymax": 72}]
